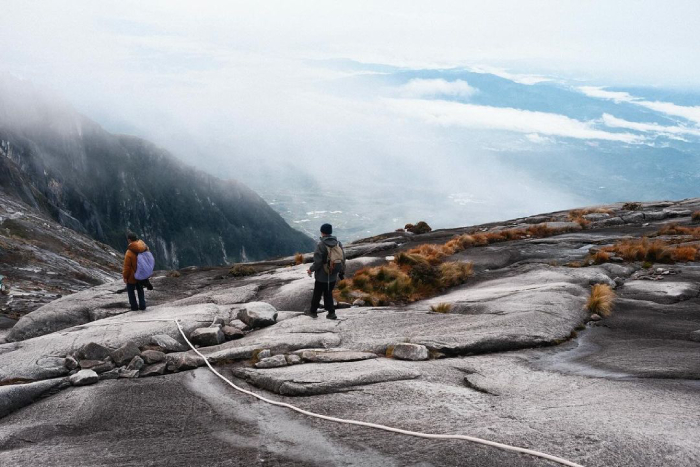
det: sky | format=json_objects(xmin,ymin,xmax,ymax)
[{"xmin": 1, "ymin": 1, "xmax": 700, "ymax": 237}]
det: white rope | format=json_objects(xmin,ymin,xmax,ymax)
[{"xmin": 160, "ymin": 318, "xmax": 585, "ymax": 467}]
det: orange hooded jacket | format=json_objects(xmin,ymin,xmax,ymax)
[{"xmin": 123, "ymin": 240, "xmax": 148, "ymax": 284}]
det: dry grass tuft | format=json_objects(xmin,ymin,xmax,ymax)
[
  {"xmin": 592, "ymin": 250, "xmax": 611, "ymax": 264},
  {"xmin": 622, "ymin": 202, "xmax": 642, "ymax": 211},
  {"xmin": 692, "ymin": 211, "xmax": 700, "ymax": 223},
  {"xmin": 439, "ymin": 262, "xmax": 474, "ymax": 288},
  {"xmin": 430, "ymin": 302, "xmax": 452, "ymax": 313},
  {"xmin": 608, "ymin": 238, "xmax": 673, "ymax": 263},
  {"xmin": 166, "ymin": 270, "xmax": 181, "ymax": 278},
  {"xmin": 229, "ymin": 264, "xmax": 256, "ymax": 277},
  {"xmin": 671, "ymin": 246, "xmax": 699, "ymax": 262},
  {"xmin": 294, "ymin": 253, "xmax": 305, "ymax": 265},
  {"xmin": 657, "ymin": 223, "xmax": 700, "ymax": 239},
  {"xmin": 587, "ymin": 284, "xmax": 615, "ymax": 317}
]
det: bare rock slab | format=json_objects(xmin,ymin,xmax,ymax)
[
  {"xmin": 190, "ymin": 327, "xmax": 224, "ymax": 347},
  {"xmin": 238, "ymin": 302, "xmax": 278, "ymax": 328},
  {"xmin": 622, "ymin": 281, "xmax": 700, "ymax": 304},
  {"xmin": 69, "ymin": 369, "xmax": 99, "ymax": 386},
  {"xmin": 232, "ymin": 359, "xmax": 420, "ymax": 396},
  {"xmin": 391, "ymin": 343, "xmax": 429, "ymax": 361},
  {"xmin": 0, "ymin": 377, "xmax": 68, "ymax": 418},
  {"xmin": 299, "ymin": 349, "xmax": 377, "ymax": 363}
]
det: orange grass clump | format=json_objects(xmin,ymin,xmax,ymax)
[{"xmin": 587, "ymin": 284, "xmax": 615, "ymax": 317}]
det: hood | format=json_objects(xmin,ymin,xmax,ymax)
[
  {"xmin": 321, "ymin": 235, "xmax": 338, "ymax": 247},
  {"xmin": 127, "ymin": 240, "xmax": 148, "ymax": 254}
]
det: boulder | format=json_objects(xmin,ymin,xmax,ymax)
[
  {"xmin": 590, "ymin": 314, "xmax": 602, "ymax": 322},
  {"xmin": 140, "ymin": 362, "xmax": 167, "ymax": 377},
  {"xmin": 78, "ymin": 342, "xmax": 112, "ymax": 361},
  {"xmin": 64, "ymin": 356, "xmax": 78, "ymax": 370},
  {"xmin": 126, "ymin": 356, "xmax": 144, "ymax": 371},
  {"xmin": 391, "ymin": 343, "xmax": 429, "ymax": 361},
  {"xmin": 255, "ymin": 355, "xmax": 288, "ymax": 369},
  {"xmin": 79, "ymin": 359, "xmax": 115, "ymax": 373},
  {"xmin": 141, "ymin": 350, "xmax": 166, "ymax": 364},
  {"xmin": 352, "ymin": 299, "xmax": 366, "ymax": 307},
  {"xmin": 149, "ymin": 334, "xmax": 187, "ymax": 352},
  {"xmin": 594, "ymin": 217, "xmax": 625, "ymax": 227},
  {"xmin": 100, "ymin": 368, "xmax": 120, "ymax": 380},
  {"xmin": 190, "ymin": 327, "xmax": 225, "ymax": 347},
  {"xmin": 621, "ymin": 212, "xmax": 645, "ymax": 223},
  {"xmin": 238, "ymin": 302, "xmax": 278, "ymax": 328},
  {"xmin": 222, "ymin": 326, "xmax": 245, "ymax": 341},
  {"xmin": 690, "ymin": 330, "xmax": 700, "ymax": 343},
  {"xmin": 644, "ymin": 211, "xmax": 667, "ymax": 220},
  {"xmin": 111, "ymin": 342, "xmax": 141, "ymax": 366},
  {"xmin": 256, "ymin": 349, "xmax": 271, "ymax": 360},
  {"xmin": 286, "ymin": 354, "xmax": 302, "ymax": 365},
  {"xmin": 176, "ymin": 354, "xmax": 205, "ymax": 371},
  {"xmin": 210, "ymin": 317, "xmax": 226, "ymax": 326},
  {"xmin": 118, "ymin": 369, "xmax": 139, "ymax": 378},
  {"xmin": 69, "ymin": 369, "xmax": 99, "ymax": 386}
]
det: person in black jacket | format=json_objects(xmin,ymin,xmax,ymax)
[{"xmin": 306, "ymin": 223, "xmax": 345, "ymax": 319}]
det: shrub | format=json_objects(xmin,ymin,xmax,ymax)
[
  {"xmin": 430, "ymin": 303, "xmax": 452, "ymax": 313},
  {"xmin": 405, "ymin": 221, "xmax": 432, "ymax": 234},
  {"xmin": 229, "ymin": 264, "xmax": 256, "ymax": 277},
  {"xmin": 693, "ymin": 211, "xmax": 700, "ymax": 223},
  {"xmin": 587, "ymin": 284, "xmax": 615, "ymax": 317},
  {"xmin": 408, "ymin": 261, "xmax": 440, "ymax": 287},
  {"xmin": 294, "ymin": 253, "xmax": 304, "ymax": 265},
  {"xmin": 438, "ymin": 262, "xmax": 474, "ymax": 288}
]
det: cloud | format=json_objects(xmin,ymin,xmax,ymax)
[
  {"xmin": 384, "ymin": 98, "xmax": 643, "ymax": 143},
  {"xmin": 526, "ymin": 133, "xmax": 553, "ymax": 144},
  {"xmin": 601, "ymin": 113, "xmax": 700, "ymax": 138},
  {"xmin": 399, "ymin": 78, "xmax": 477, "ymax": 99},
  {"xmin": 580, "ymin": 86, "xmax": 700, "ymax": 126},
  {"xmin": 578, "ymin": 86, "xmax": 634, "ymax": 103},
  {"xmin": 469, "ymin": 65, "xmax": 552, "ymax": 85}
]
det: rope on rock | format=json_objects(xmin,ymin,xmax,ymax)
[{"xmin": 158, "ymin": 318, "xmax": 585, "ymax": 467}]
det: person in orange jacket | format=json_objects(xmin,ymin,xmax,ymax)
[{"xmin": 123, "ymin": 231, "xmax": 149, "ymax": 311}]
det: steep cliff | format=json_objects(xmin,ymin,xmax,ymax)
[{"xmin": 0, "ymin": 76, "xmax": 315, "ymax": 269}]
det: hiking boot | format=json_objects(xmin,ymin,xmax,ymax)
[
  {"xmin": 326, "ymin": 312, "xmax": 337, "ymax": 320},
  {"xmin": 304, "ymin": 311, "xmax": 318, "ymax": 319}
]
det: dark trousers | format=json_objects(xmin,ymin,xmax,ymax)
[
  {"xmin": 310, "ymin": 280, "xmax": 335, "ymax": 314},
  {"xmin": 127, "ymin": 282, "xmax": 146, "ymax": 311}
]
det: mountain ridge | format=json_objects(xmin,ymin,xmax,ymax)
[{"xmin": 0, "ymin": 76, "xmax": 315, "ymax": 269}]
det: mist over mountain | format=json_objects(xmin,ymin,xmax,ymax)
[{"xmin": 0, "ymin": 76, "xmax": 314, "ymax": 268}]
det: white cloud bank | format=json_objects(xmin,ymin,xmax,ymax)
[
  {"xmin": 580, "ymin": 86, "xmax": 700, "ymax": 126},
  {"xmin": 601, "ymin": 113, "xmax": 700, "ymax": 138},
  {"xmin": 385, "ymin": 98, "xmax": 642, "ymax": 143},
  {"xmin": 399, "ymin": 78, "xmax": 477, "ymax": 99}
]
